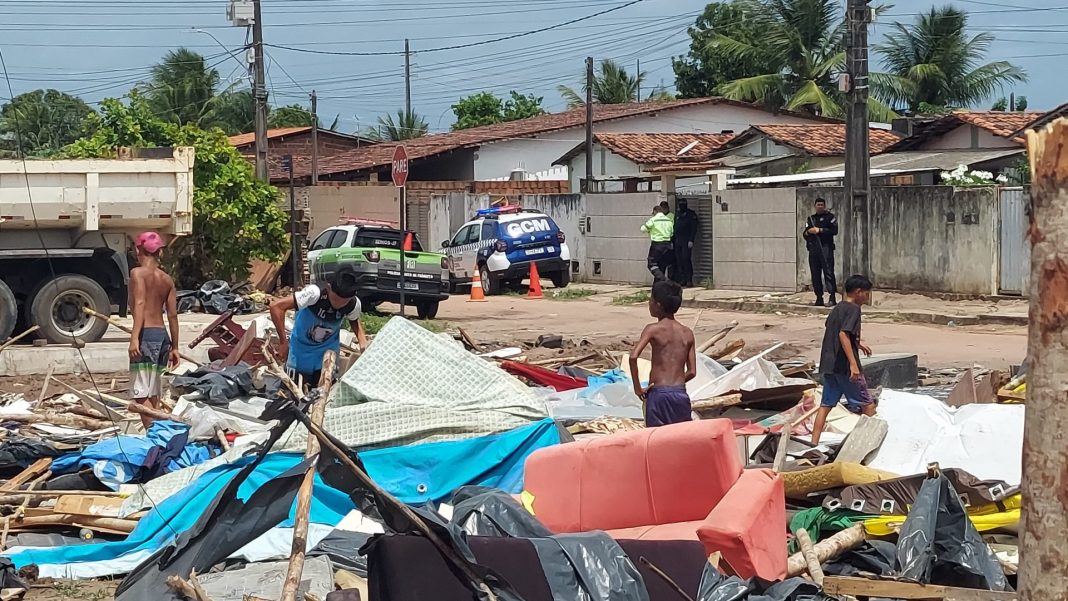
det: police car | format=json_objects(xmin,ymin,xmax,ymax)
[{"xmin": 442, "ymin": 206, "xmax": 571, "ymax": 295}]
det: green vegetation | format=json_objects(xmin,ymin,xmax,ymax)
[
  {"xmin": 0, "ymin": 89, "xmax": 95, "ymax": 157},
  {"xmin": 451, "ymin": 91, "xmax": 545, "ymax": 130},
  {"xmin": 612, "ymin": 289, "xmax": 651, "ymax": 305},
  {"xmin": 549, "ymin": 287, "xmax": 599, "ymax": 300},
  {"xmin": 359, "ymin": 313, "xmax": 448, "ymax": 336},
  {"xmin": 559, "ymin": 59, "xmax": 671, "ymax": 108},
  {"xmin": 366, "ymin": 109, "xmax": 429, "ymax": 141}
]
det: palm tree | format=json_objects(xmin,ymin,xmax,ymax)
[
  {"xmin": 712, "ymin": 0, "xmax": 846, "ymax": 117},
  {"xmin": 873, "ymin": 6, "xmax": 1027, "ymax": 114},
  {"xmin": 558, "ymin": 59, "xmax": 646, "ymax": 107},
  {"xmin": 367, "ymin": 109, "xmax": 428, "ymax": 141},
  {"xmin": 211, "ymin": 89, "xmax": 255, "ymax": 135},
  {"xmin": 141, "ymin": 48, "xmax": 221, "ymax": 128}
]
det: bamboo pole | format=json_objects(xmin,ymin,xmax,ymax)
[
  {"xmin": 786, "ymin": 524, "xmax": 865, "ymax": 577},
  {"xmin": 1020, "ymin": 118, "xmax": 1068, "ymax": 601},
  {"xmin": 279, "ymin": 351, "xmax": 335, "ymax": 601},
  {"xmin": 0, "ymin": 326, "xmax": 39, "ymax": 354},
  {"xmin": 696, "ymin": 320, "xmax": 739, "ymax": 353},
  {"xmin": 81, "ymin": 307, "xmax": 200, "ymax": 365}
]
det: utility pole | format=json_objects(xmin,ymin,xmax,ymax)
[
  {"xmin": 636, "ymin": 59, "xmax": 641, "ymax": 103},
  {"xmin": 583, "ymin": 56, "xmax": 594, "ymax": 193},
  {"xmin": 310, "ymin": 90, "xmax": 319, "ymax": 185},
  {"xmin": 842, "ymin": 0, "xmax": 871, "ymax": 277},
  {"xmin": 1019, "ymin": 118, "xmax": 1068, "ymax": 601},
  {"xmin": 251, "ymin": 0, "xmax": 269, "ymax": 182},
  {"xmin": 284, "ymin": 154, "xmax": 299, "ymax": 288},
  {"xmin": 404, "ymin": 39, "xmax": 412, "ymax": 119}
]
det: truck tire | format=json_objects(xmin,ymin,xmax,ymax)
[
  {"xmin": 550, "ymin": 270, "xmax": 571, "ymax": 289},
  {"xmin": 416, "ymin": 300, "xmax": 440, "ymax": 320},
  {"xmin": 0, "ymin": 280, "xmax": 15, "ymax": 343},
  {"xmin": 26, "ymin": 275, "xmax": 111, "ymax": 344}
]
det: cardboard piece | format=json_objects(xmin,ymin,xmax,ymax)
[{"xmin": 835, "ymin": 415, "xmax": 889, "ymax": 464}]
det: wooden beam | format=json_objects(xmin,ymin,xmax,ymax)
[
  {"xmin": 0, "ymin": 326, "xmax": 39, "ymax": 353},
  {"xmin": 822, "ymin": 576, "xmax": 1018, "ymax": 600},
  {"xmin": 279, "ymin": 351, "xmax": 335, "ymax": 601},
  {"xmin": 81, "ymin": 307, "xmax": 200, "ymax": 365}
]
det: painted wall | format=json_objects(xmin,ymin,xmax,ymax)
[
  {"xmin": 584, "ymin": 192, "xmax": 661, "ymax": 284},
  {"xmin": 291, "ymin": 183, "xmax": 400, "ymax": 239},
  {"xmin": 472, "ymin": 103, "xmax": 825, "ymax": 181},
  {"xmin": 710, "ymin": 187, "xmax": 799, "ymax": 290},
  {"xmin": 795, "ymin": 186, "xmax": 999, "ymax": 295},
  {"xmin": 920, "ymin": 125, "xmax": 1019, "ymax": 150}
]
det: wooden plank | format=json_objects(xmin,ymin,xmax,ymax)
[
  {"xmin": 221, "ymin": 321, "xmax": 259, "ymax": 367},
  {"xmin": 822, "ymin": 576, "xmax": 1018, "ymax": 600},
  {"xmin": 1, "ymin": 458, "xmax": 52, "ymax": 490},
  {"xmin": 835, "ymin": 415, "xmax": 889, "ymax": 464},
  {"xmin": 53, "ymin": 495, "xmax": 127, "ymax": 518},
  {"xmin": 946, "ymin": 368, "xmax": 978, "ymax": 407}
]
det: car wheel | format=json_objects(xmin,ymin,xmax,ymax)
[
  {"xmin": 479, "ymin": 265, "xmax": 498, "ymax": 296},
  {"xmin": 26, "ymin": 274, "xmax": 111, "ymax": 344},
  {"xmin": 0, "ymin": 280, "xmax": 15, "ymax": 342},
  {"xmin": 550, "ymin": 270, "xmax": 571, "ymax": 288},
  {"xmin": 416, "ymin": 300, "xmax": 440, "ymax": 320}
]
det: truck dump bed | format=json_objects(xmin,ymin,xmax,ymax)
[{"xmin": 0, "ymin": 147, "xmax": 194, "ymax": 235}]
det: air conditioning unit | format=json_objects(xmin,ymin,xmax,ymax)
[{"xmin": 227, "ymin": 0, "xmax": 255, "ymax": 26}]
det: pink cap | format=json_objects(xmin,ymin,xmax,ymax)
[{"xmin": 136, "ymin": 231, "xmax": 164, "ymax": 254}]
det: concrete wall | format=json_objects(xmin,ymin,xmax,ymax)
[
  {"xmin": 711, "ymin": 188, "xmax": 798, "ymax": 290},
  {"xmin": 521, "ymin": 193, "xmax": 586, "ymax": 275},
  {"xmin": 472, "ymin": 104, "xmax": 827, "ymax": 180},
  {"xmin": 921, "ymin": 125, "xmax": 1018, "ymax": 150},
  {"xmin": 795, "ymin": 186, "xmax": 999, "ymax": 295},
  {"xmin": 291, "ymin": 183, "xmax": 400, "ymax": 238},
  {"xmin": 584, "ymin": 192, "xmax": 660, "ymax": 284},
  {"xmin": 566, "ymin": 144, "xmax": 644, "ymax": 192}
]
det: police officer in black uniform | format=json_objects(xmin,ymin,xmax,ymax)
[
  {"xmin": 803, "ymin": 198, "xmax": 838, "ymax": 306},
  {"xmin": 671, "ymin": 198, "xmax": 700, "ymax": 287}
]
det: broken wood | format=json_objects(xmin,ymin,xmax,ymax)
[
  {"xmin": 709, "ymin": 339, "xmax": 745, "ymax": 360},
  {"xmin": 279, "ymin": 351, "xmax": 335, "ymax": 601},
  {"xmin": 261, "ymin": 340, "xmax": 303, "ymax": 398},
  {"xmin": 822, "ymin": 575, "xmax": 1018, "ymax": 600},
  {"xmin": 37, "ymin": 365, "xmax": 54, "ymax": 404},
  {"xmin": 126, "ymin": 401, "xmax": 192, "ymax": 426},
  {"xmin": 696, "ymin": 320, "xmax": 739, "ymax": 353},
  {"xmin": 0, "ymin": 412, "xmax": 110, "ymax": 431},
  {"xmin": 772, "ymin": 430, "xmax": 792, "ymax": 472},
  {"xmin": 166, "ymin": 569, "xmax": 213, "ymax": 601},
  {"xmin": 0, "ymin": 326, "xmax": 40, "ymax": 354},
  {"xmin": 12, "ymin": 514, "xmax": 137, "ymax": 533},
  {"xmin": 795, "ymin": 528, "xmax": 824, "ymax": 585},
  {"xmin": 1, "ymin": 458, "xmax": 52, "ymax": 491},
  {"xmin": 0, "ymin": 489, "xmax": 124, "ymax": 499},
  {"xmin": 82, "ymin": 307, "xmax": 201, "ymax": 365},
  {"xmin": 786, "ymin": 523, "xmax": 866, "ymax": 577},
  {"xmin": 691, "ymin": 393, "xmax": 743, "ymax": 412},
  {"xmin": 457, "ymin": 328, "xmax": 483, "ymax": 352}
]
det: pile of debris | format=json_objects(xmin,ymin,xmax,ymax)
[{"xmin": 0, "ymin": 315, "xmax": 1026, "ymax": 601}]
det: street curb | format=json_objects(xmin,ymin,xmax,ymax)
[{"xmin": 681, "ymin": 298, "xmax": 1028, "ymax": 327}]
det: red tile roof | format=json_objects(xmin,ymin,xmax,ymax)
[
  {"xmin": 263, "ymin": 97, "xmax": 837, "ymax": 181},
  {"xmin": 888, "ymin": 110, "xmax": 1044, "ymax": 151},
  {"xmin": 228, "ymin": 127, "xmax": 310, "ymax": 148},
  {"xmin": 595, "ymin": 133, "xmax": 736, "ymax": 163},
  {"xmin": 748, "ymin": 124, "xmax": 903, "ymax": 156}
]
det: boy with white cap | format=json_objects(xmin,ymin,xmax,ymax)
[{"xmin": 129, "ymin": 231, "xmax": 179, "ymax": 428}]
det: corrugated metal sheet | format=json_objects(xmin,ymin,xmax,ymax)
[
  {"xmin": 692, "ymin": 196, "xmax": 715, "ymax": 285},
  {"xmin": 999, "ymin": 187, "xmax": 1030, "ymax": 295}
]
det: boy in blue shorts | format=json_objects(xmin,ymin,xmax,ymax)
[{"xmin": 811, "ymin": 274, "xmax": 876, "ymax": 445}]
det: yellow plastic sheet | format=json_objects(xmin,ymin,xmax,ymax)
[{"xmin": 864, "ymin": 494, "xmax": 1021, "ymax": 536}]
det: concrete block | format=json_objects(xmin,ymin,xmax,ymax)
[{"xmin": 861, "ymin": 353, "xmax": 919, "ymax": 388}]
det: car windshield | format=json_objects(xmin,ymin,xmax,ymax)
[{"xmin": 353, "ymin": 230, "xmax": 423, "ymax": 252}]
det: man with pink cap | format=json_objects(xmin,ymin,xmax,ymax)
[{"xmin": 129, "ymin": 231, "xmax": 179, "ymax": 428}]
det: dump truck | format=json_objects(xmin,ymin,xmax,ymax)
[{"xmin": 0, "ymin": 147, "xmax": 195, "ymax": 344}]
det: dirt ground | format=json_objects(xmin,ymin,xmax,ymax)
[{"xmin": 23, "ymin": 580, "xmax": 118, "ymax": 601}]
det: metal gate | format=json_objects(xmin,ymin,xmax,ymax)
[
  {"xmin": 687, "ymin": 194, "xmax": 714, "ymax": 285},
  {"xmin": 999, "ymin": 187, "xmax": 1030, "ymax": 295}
]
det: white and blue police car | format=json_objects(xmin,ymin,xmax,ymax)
[{"xmin": 442, "ymin": 205, "xmax": 571, "ymax": 295}]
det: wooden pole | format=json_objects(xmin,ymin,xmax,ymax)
[
  {"xmin": 0, "ymin": 326, "xmax": 39, "ymax": 353},
  {"xmin": 279, "ymin": 351, "xmax": 335, "ymax": 601},
  {"xmin": 795, "ymin": 528, "xmax": 825, "ymax": 585},
  {"xmin": 1020, "ymin": 118, "xmax": 1068, "ymax": 601},
  {"xmin": 696, "ymin": 320, "xmax": 739, "ymax": 353},
  {"xmin": 786, "ymin": 523, "xmax": 865, "ymax": 577}
]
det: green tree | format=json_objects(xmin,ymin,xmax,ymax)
[
  {"xmin": 141, "ymin": 48, "xmax": 221, "ymax": 129},
  {"xmin": 268, "ymin": 104, "xmax": 316, "ymax": 128},
  {"xmin": 873, "ymin": 6, "xmax": 1026, "ymax": 114},
  {"xmin": 558, "ymin": 59, "xmax": 646, "ymax": 107},
  {"xmin": 63, "ymin": 94, "xmax": 288, "ymax": 287},
  {"xmin": 0, "ymin": 89, "xmax": 95, "ymax": 157},
  {"xmin": 991, "ymin": 95, "xmax": 1028, "ymax": 112},
  {"xmin": 367, "ymin": 109, "xmax": 429, "ymax": 141},
  {"xmin": 451, "ymin": 91, "xmax": 545, "ymax": 130},
  {"xmin": 672, "ymin": 1, "xmax": 771, "ymax": 98},
  {"xmin": 211, "ymin": 89, "xmax": 256, "ymax": 135}
]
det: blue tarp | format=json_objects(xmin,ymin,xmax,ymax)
[
  {"xmin": 51, "ymin": 420, "xmax": 214, "ymax": 490},
  {"xmin": 5, "ymin": 418, "xmax": 559, "ymax": 575}
]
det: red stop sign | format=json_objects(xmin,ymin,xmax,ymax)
[{"xmin": 391, "ymin": 145, "xmax": 409, "ymax": 188}]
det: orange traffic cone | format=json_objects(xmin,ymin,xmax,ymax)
[
  {"xmin": 527, "ymin": 262, "xmax": 544, "ymax": 299},
  {"xmin": 468, "ymin": 270, "xmax": 488, "ymax": 302},
  {"xmin": 402, "ymin": 231, "xmax": 413, "ymax": 251}
]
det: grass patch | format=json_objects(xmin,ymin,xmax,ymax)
[
  {"xmin": 549, "ymin": 287, "xmax": 598, "ymax": 301},
  {"xmin": 352, "ymin": 313, "xmax": 449, "ymax": 336},
  {"xmin": 52, "ymin": 582, "xmax": 111, "ymax": 601},
  {"xmin": 700, "ymin": 277, "xmax": 716, "ymax": 290},
  {"xmin": 612, "ymin": 289, "xmax": 651, "ymax": 306}
]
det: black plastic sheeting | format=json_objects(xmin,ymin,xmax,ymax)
[
  {"xmin": 309, "ymin": 530, "xmax": 372, "ymax": 576},
  {"xmin": 175, "ymin": 280, "xmax": 260, "ymax": 315},
  {"xmin": 171, "ymin": 365, "xmax": 255, "ymax": 404},
  {"xmin": 896, "ymin": 473, "xmax": 1009, "ymax": 591},
  {"xmin": 696, "ymin": 563, "xmax": 828, "ymax": 601},
  {"xmin": 0, "ymin": 437, "xmax": 58, "ymax": 475},
  {"xmin": 451, "ymin": 487, "xmax": 650, "ymax": 601}
]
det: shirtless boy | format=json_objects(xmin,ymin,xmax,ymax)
[
  {"xmin": 629, "ymin": 280, "xmax": 697, "ymax": 427},
  {"xmin": 128, "ymin": 231, "xmax": 179, "ymax": 428}
]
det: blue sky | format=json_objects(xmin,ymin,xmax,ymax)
[{"xmin": 0, "ymin": 0, "xmax": 1064, "ymax": 135}]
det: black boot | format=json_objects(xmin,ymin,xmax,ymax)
[
  {"xmin": 828, "ymin": 295, "xmax": 838, "ymax": 307},
  {"xmin": 813, "ymin": 297, "xmax": 825, "ymax": 307}
]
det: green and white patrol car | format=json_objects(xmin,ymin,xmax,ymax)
[{"xmin": 307, "ymin": 219, "xmax": 450, "ymax": 319}]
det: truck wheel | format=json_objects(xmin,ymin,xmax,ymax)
[
  {"xmin": 416, "ymin": 300, "xmax": 440, "ymax": 320},
  {"xmin": 27, "ymin": 275, "xmax": 111, "ymax": 344},
  {"xmin": 550, "ymin": 270, "xmax": 571, "ymax": 289},
  {"xmin": 0, "ymin": 280, "xmax": 15, "ymax": 343},
  {"xmin": 479, "ymin": 265, "xmax": 498, "ymax": 296}
]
